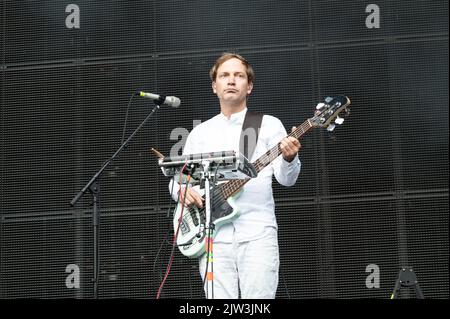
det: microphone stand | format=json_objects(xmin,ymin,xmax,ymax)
[
  {"xmin": 201, "ymin": 159, "xmax": 215, "ymax": 299},
  {"xmin": 70, "ymin": 100, "xmax": 161, "ymax": 299}
]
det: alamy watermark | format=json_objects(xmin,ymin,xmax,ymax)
[
  {"xmin": 365, "ymin": 264, "xmax": 380, "ymax": 289},
  {"xmin": 366, "ymin": 4, "xmax": 380, "ymax": 29},
  {"xmin": 169, "ymin": 120, "xmax": 260, "ymax": 163},
  {"xmin": 65, "ymin": 4, "xmax": 80, "ymax": 29},
  {"xmin": 65, "ymin": 264, "xmax": 80, "ymax": 289}
]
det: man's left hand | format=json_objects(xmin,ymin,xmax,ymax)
[{"xmin": 280, "ymin": 126, "xmax": 301, "ymax": 162}]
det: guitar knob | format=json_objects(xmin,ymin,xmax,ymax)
[
  {"xmin": 335, "ymin": 116, "xmax": 344, "ymax": 125},
  {"xmin": 316, "ymin": 102, "xmax": 325, "ymax": 110},
  {"xmin": 327, "ymin": 124, "xmax": 336, "ymax": 132}
]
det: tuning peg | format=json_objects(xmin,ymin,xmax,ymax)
[
  {"xmin": 335, "ymin": 116, "xmax": 344, "ymax": 125},
  {"xmin": 316, "ymin": 102, "xmax": 325, "ymax": 110},
  {"xmin": 327, "ymin": 124, "xmax": 336, "ymax": 132},
  {"xmin": 324, "ymin": 96, "xmax": 333, "ymax": 103}
]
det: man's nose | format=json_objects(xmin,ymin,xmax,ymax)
[{"xmin": 227, "ymin": 75, "xmax": 236, "ymax": 84}]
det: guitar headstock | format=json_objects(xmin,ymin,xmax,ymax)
[{"xmin": 310, "ymin": 96, "xmax": 351, "ymax": 131}]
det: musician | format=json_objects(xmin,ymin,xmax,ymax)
[{"xmin": 170, "ymin": 52, "xmax": 301, "ymax": 299}]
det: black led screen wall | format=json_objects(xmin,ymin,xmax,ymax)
[{"xmin": 0, "ymin": 1, "xmax": 448, "ymax": 298}]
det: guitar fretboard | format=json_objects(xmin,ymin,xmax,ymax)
[{"xmin": 219, "ymin": 119, "xmax": 313, "ymax": 199}]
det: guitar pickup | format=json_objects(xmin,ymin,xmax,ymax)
[
  {"xmin": 180, "ymin": 220, "xmax": 190, "ymax": 235},
  {"xmin": 189, "ymin": 206, "xmax": 200, "ymax": 226}
]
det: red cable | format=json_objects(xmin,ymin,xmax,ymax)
[{"xmin": 156, "ymin": 162, "xmax": 190, "ymax": 299}]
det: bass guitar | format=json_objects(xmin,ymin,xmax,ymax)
[{"xmin": 173, "ymin": 95, "xmax": 351, "ymax": 258}]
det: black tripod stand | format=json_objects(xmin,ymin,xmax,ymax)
[
  {"xmin": 70, "ymin": 100, "xmax": 161, "ymax": 298},
  {"xmin": 391, "ymin": 267, "xmax": 424, "ymax": 299}
]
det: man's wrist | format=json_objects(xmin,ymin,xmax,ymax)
[{"xmin": 283, "ymin": 154, "xmax": 295, "ymax": 163}]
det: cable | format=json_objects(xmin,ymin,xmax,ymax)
[
  {"xmin": 120, "ymin": 91, "xmax": 140, "ymax": 146},
  {"xmin": 156, "ymin": 162, "xmax": 190, "ymax": 299},
  {"xmin": 280, "ymin": 266, "xmax": 291, "ymax": 299},
  {"xmin": 202, "ymin": 230, "xmax": 210, "ymax": 289},
  {"xmin": 151, "ymin": 178, "xmax": 177, "ymax": 290},
  {"xmin": 202, "ymin": 226, "xmax": 214, "ymax": 299},
  {"xmin": 152, "ymin": 226, "xmax": 171, "ymax": 286}
]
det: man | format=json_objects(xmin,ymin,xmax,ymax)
[{"xmin": 170, "ymin": 53, "xmax": 301, "ymax": 299}]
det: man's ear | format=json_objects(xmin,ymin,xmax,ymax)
[
  {"xmin": 247, "ymin": 82, "xmax": 253, "ymax": 95},
  {"xmin": 212, "ymin": 81, "xmax": 217, "ymax": 94}
]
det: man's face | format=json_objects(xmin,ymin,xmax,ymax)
[{"xmin": 212, "ymin": 58, "xmax": 253, "ymax": 106}]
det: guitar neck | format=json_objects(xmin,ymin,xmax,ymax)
[{"xmin": 220, "ymin": 119, "xmax": 313, "ymax": 199}]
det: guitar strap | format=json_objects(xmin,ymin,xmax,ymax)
[{"xmin": 239, "ymin": 110, "xmax": 264, "ymax": 161}]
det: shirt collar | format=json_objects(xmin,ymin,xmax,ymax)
[{"xmin": 219, "ymin": 107, "xmax": 248, "ymax": 124}]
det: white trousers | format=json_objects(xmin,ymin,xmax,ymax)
[{"xmin": 198, "ymin": 227, "xmax": 279, "ymax": 299}]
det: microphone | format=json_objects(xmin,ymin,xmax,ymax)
[{"xmin": 137, "ymin": 91, "xmax": 181, "ymax": 108}]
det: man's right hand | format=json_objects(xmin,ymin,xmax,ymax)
[{"xmin": 179, "ymin": 186, "xmax": 204, "ymax": 208}]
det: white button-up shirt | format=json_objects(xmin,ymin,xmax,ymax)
[{"xmin": 170, "ymin": 107, "xmax": 301, "ymax": 243}]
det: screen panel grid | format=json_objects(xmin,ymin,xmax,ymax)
[{"xmin": 0, "ymin": 1, "xmax": 447, "ymax": 299}]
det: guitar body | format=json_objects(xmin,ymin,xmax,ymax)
[{"xmin": 173, "ymin": 184, "xmax": 242, "ymax": 258}]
